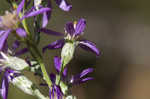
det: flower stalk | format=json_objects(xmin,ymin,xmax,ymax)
[{"xmin": 25, "ymin": 38, "xmax": 52, "ymax": 88}]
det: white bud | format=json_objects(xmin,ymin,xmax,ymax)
[
  {"xmin": 33, "ymin": 90, "xmax": 49, "ymax": 99},
  {"xmin": 66, "ymin": 95, "xmax": 77, "ymax": 99},
  {"xmin": 61, "ymin": 42, "xmax": 76, "ymax": 66},
  {"xmin": 11, "ymin": 76, "xmax": 34, "ymax": 95},
  {"xmin": 11, "ymin": 76, "xmax": 49, "ymax": 99},
  {"xmin": 0, "ymin": 52, "xmax": 28, "ymax": 70}
]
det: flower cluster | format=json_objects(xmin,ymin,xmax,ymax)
[{"xmin": 0, "ymin": 0, "xmax": 100, "ymax": 99}]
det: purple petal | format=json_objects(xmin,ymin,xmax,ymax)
[
  {"xmin": 43, "ymin": 39, "xmax": 65, "ymax": 52},
  {"xmin": 24, "ymin": 7, "xmax": 35, "ymax": 16},
  {"xmin": 14, "ymin": 48, "xmax": 28, "ymax": 56},
  {"xmin": 1, "ymin": 41, "xmax": 8, "ymax": 53},
  {"xmin": 49, "ymin": 89, "xmax": 51, "ymax": 99},
  {"xmin": 22, "ymin": 7, "xmax": 51, "ymax": 20},
  {"xmin": 5, "ymin": 69, "xmax": 20, "ymax": 81},
  {"xmin": 0, "ymin": 67, "xmax": 2, "ymax": 73},
  {"xmin": 79, "ymin": 40, "xmax": 100, "ymax": 56},
  {"xmin": 16, "ymin": 28, "xmax": 27, "ymax": 37},
  {"xmin": 54, "ymin": 56, "xmax": 62, "ymax": 73},
  {"xmin": 0, "ymin": 77, "xmax": 9, "ymax": 99},
  {"xmin": 55, "ymin": 86, "xmax": 63, "ymax": 99},
  {"xmin": 12, "ymin": 40, "xmax": 20, "ymax": 50},
  {"xmin": 47, "ymin": 0, "xmax": 52, "ymax": 20},
  {"xmin": 50, "ymin": 73, "xmax": 56, "ymax": 84},
  {"xmin": 75, "ymin": 18, "xmax": 86, "ymax": 36},
  {"xmin": 81, "ymin": 77, "xmax": 94, "ymax": 82},
  {"xmin": 80, "ymin": 68, "xmax": 93, "ymax": 78},
  {"xmin": 40, "ymin": 28, "xmax": 64, "ymax": 36},
  {"xmin": 65, "ymin": 22, "xmax": 75, "ymax": 35},
  {"xmin": 55, "ymin": 0, "xmax": 72, "ymax": 11},
  {"xmin": 63, "ymin": 67, "xmax": 67, "ymax": 77},
  {"xmin": 42, "ymin": 0, "xmax": 52, "ymax": 28},
  {"xmin": 0, "ymin": 30, "xmax": 11, "ymax": 50},
  {"xmin": 42, "ymin": 12, "xmax": 48, "ymax": 28},
  {"xmin": 52, "ymin": 87, "xmax": 55, "ymax": 99},
  {"xmin": 0, "ymin": 30, "xmax": 5, "ymax": 36},
  {"xmin": 17, "ymin": 0, "xmax": 25, "ymax": 15}
]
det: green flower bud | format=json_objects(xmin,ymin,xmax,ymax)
[
  {"xmin": 0, "ymin": 52, "xmax": 28, "ymax": 71},
  {"xmin": 11, "ymin": 75, "xmax": 49, "ymax": 99},
  {"xmin": 61, "ymin": 42, "xmax": 76, "ymax": 66}
]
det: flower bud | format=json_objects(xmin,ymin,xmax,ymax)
[
  {"xmin": 11, "ymin": 75, "xmax": 49, "ymax": 99},
  {"xmin": 0, "ymin": 52, "xmax": 28, "ymax": 71},
  {"xmin": 61, "ymin": 42, "xmax": 76, "ymax": 66},
  {"xmin": 11, "ymin": 75, "xmax": 34, "ymax": 95}
]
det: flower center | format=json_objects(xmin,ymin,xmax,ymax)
[{"xmin": 0, "ymin": 11, "xmax": 19, "ymax": 30}]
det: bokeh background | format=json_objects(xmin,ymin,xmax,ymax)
[{"xmin": 1, "ymin": 0, "xmax": 150, "ymax": 99}]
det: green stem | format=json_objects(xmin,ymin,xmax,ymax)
[
  {"xmin": 26, "ymin": 39, "xmax": 52, "ymax": 88},
  {"xmin": 57, "ymin": 62, "xmax": 65, "ymax": 85},
  {"xmin": 20, "ymin": 11, "xmax": 52, "ymax": 88}
]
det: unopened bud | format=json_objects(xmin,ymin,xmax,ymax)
[
  {"xmin": 61, "ymin": 42, "xmax": 76, "ymax": 66},
  {"xmin": 11, "ymin": 75, "xmax": 49, "ymax": 99},
  {"xmin": 0, "ymin": 52, "xmax": 28, "ymax": 70}
]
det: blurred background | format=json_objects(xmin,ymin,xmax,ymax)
[{"xmin": 1, "ymin": 0, "xmax": 150, "ymax": 99}]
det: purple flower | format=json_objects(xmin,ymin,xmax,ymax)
[
  {"xmin": 55, "ymin": 0, "xmax": 72, "ymax": 11},
  {"xmin": 43, "ymin": 18, "xmax": 100, "ymax": 56},
  {"xmin": 44, "ymin": 0, "xmax": 72, "ymax": 12},
  {"xmin": 54, "ymin": 56, "xmax": 93, "ymax": 85},
  {"xmin": 36, "ymin": 0, "xmax": 71, "ymax": 28},
  {"xmin": 1, "ymin": 40, "xmax": 28, "ymax": 56},
  {"xmin": 49, "ymin": 74, "xmax": 63, "ymax": 99},
  {"xmin": 0, "ymin": 68, "xmax": 20, "ymax": 99},
  {"xmin": 0, "ymin": 0, "xmax": 51, "ymax": 50},
  {"xmin": 54, "ymin": 56, "xmax": 67, "ymax": 76},
  {"xmin": 69, "ymin": 68, "xmax": 94, "ymax": 85},
  {"xmin": 40, "ymin": 74, "xmax": 63, "ymax": 99}
]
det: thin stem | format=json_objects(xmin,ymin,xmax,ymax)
[
  {"xmin": 26, "ymin": 39, "xmax": 52, "ymax": 88},
  {"xmin": 58, "ymin": 61, "xmax": 65, "ymax": 85}
]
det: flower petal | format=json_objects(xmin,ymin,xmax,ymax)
[
  {"xmin": 49, "ymin": 89, "xmax": 52, "ymax": 99},
  {"xmin": 22, "ymin": 7, "xmax": 51, "ymax": 20},
  {"xmin": 40, "ymin": 28, "xmax": 64, "ymax": 36},
  {"xmin": 14, "ymin": 48, "xmax": 28, "ymax": 56},
  {"xmin": 55, "ymin": 0, "xmax": 72, "ymax": 11},
  {"xmin": 42, "ymin": 0, "xmax": 52, "ymax": 28},
  {"xmin": 63, "ymin": 67, "xmax": 67, "ymax": 77},
  {"xmin": 81, "ymin": 77, "xmax": 93, "ymax": 82},
  {"xmin": 79, "ymin": 40, "xmax": 100, "ymax": 56},
  {"xmin": 1, "ymin": 41, "xmax": 8, "ymax": 53},
  {"xmin": 0, "ymin": 30, "xmax": 11, "ymax": 50},
  {"xmin": 16, "ymin": 28, "xmax": 27, "ymax": 37},
  {"xmin": 55, "ymin": 85, "xmax": 63, "ymax": 99},
  {"xmin": 42, "ymin": 12, "xmax": 48, "ymax": 28},
  {"xmin": 43, "ymin": 39, "xmax": 65, "ymax": 52},
  {"xmin": 54, "ymin": 56, "xmax": 62, "ymax": 73},
  {"xmin": 65, "ymin": 22, "xmax": 75, "ymax": 36},
  {"xmin": 80, "ymin": 68, "xmax": 93, "ymax": 78},
  {"xmin": 50, "ymin": 73, "xmax": 56, "ymax": 83},
  {"xmin": 75, "ymin": 18, "xmax": 86, "ymax": 36},
  {"xmin": 17, "ymin": 0, "xmax": 25, "ymax": 15},
  {"xmin": 0, "ymin": 77, "xmax": 9, "ymax": 99},
  {"xmin": 12, "ymin": 40, "xmax": 20, "ymax": 51}
]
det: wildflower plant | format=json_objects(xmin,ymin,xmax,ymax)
[{"xmin": 0, "ymin": 0, "xmax": 100, "ymax": 99}]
